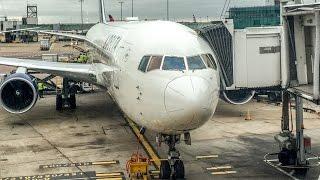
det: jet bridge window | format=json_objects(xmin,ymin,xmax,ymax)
[
  {"xmin": 187, "ymin": 55, "xmax": 206, "ymax": 70},
  {"xmin": 201, "ymin": 54, "xmax": 217, "ymax": 70},
  {"xmin": 162, "ymin": 56, "xmax": 186, "ymax": 71},
  {"xmin": 147, "ymin": 56, "xmax": 163, "ymax": 72},
  {"xmin": 138, "ymin": 56, "xmax": 150, "ymax": 72}
]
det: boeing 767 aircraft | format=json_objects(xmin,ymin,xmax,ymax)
[{"xmin": 0, "ymin": 0, "xmax": 221, "ymax": 178}]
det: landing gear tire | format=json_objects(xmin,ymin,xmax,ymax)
[
  {"xmin": 160, "ymin": 160, "xmax": 171, "ymax": 179},
  {"xmin": 174, "ymin": 159, "xmax": 185, "ymax": 179},
  {"xmin": 278, "ymin": 148, "xmax": 296, "ymax": 166},
  {"xmin": 160, "ymin": 134, "xmax": 187, "ymax": 179},
  {"xmin": 69, "ymin": 94, "xmax": 76, "ymax": 109},
  {"xmin": 56, "ymin": 94, "xmax": 63, "ymax": 111},
  {"xmin": 295, "ymin": 167, "xmax": 309, "ymax": 176}
]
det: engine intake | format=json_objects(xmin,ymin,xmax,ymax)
[
  {"xmin": 222, "ymin": 90, "xmax": 255, "ymax": 105},
  {"xmin": 0, "ymin": 73, "xmax": 38, "ymax": 114}
]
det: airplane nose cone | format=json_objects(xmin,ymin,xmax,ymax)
[{"xmin": 164, "ymin": 76, "xmax": 217, "ymax": 130}]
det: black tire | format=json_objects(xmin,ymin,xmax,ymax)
[
  {"xmin": 160, "ymin": 161, "xmax": 171, "ymax": 179},
  {"xmin": 174, "ymin": 160, "xmax": 185, "ymax": 179},
  {"xmin": 56, "ymin": 94, "xmax": 63, "ymax": 111},
  {"xmin": 69, "ymin": 94, "xmax": 76, "ymax": 109},
  {"xmin": 295, "ymin": 167, "xmax": 309, "ymax": 176},
  {"xmin": 268, "ymin": 93, "xmax": 277, "ymax": 102}
]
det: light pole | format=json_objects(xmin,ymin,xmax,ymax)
[
  {"xmin": 131, "ymin": 0, "xmax": 134, "ymax": 17},
  {"xmin": 79, "ymin": 0, "xmax": 84, "ymax": 33},
  {"xmin": 119, "ymin": 1, "xmax": 124, "ymax": 21},
  {"xmin": 166, "ymin": 0, "xmax": 169, "ymax": 21}
]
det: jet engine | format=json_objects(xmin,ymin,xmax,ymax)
[
  {"xmin": 222, "ymin": 90, "xmax": 255, "ymax": 105},
  {"xmin": 0, "ymin": 73, "xmax": 38, "ymax": 114}
]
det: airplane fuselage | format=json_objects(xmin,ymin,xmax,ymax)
[{"xmin": 86, "ymin": 21, "xmax": 220, "ymax": 134}]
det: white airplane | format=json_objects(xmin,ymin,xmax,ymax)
[{"xmin": 0, "ymin": 0, "xmax": 221, "ymax": 178}]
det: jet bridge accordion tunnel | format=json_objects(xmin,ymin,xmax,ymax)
[{"xmin": 196, "ymin": 21, "xmax": 285, "ymax": 105}]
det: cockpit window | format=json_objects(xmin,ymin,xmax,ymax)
[
  {"xmin": 207, "ymin": 54, "xmax": 218, "ymax": 70},
  {"xmin": 201, "ymin": 54, "xmax": 217, "ymax": 70},
  {"xmin": 147, "ymin": 56, "xmax": 163, "ymax": 72},
  {"xmin": 138, "ymin": 56, "xmax": 150, "ymax": 72},
  {"xmin": 162, "ymin": 56, "xmax": 186, "ymax": 71},
  {"xmin": 187, "ymin": 55, "xmax": 206, "ymax": 70}
]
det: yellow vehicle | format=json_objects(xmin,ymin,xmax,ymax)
[{"xmin": 126, "ymin": 152, "xmax": 150, "ymax": 180}]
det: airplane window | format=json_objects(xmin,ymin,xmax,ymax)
[
  {"xmin": 187, "ymin": 55, "xmax": 206, "ymax": 70},
  {"xmin": 162, "ymin": 56, "xmax": 186, "ymax": 71},
  {"xmin": 201, "ymin": 54, "xmax": 217, "ymax": 70},
  {"xmin": 138, "ymin": 56, "xmax": 150, "ymax": 72},
  {"xmin": 207, "ymin": 54, "xmax": 218, "ymax": 70},
  {"xmin": 147, "ymin": 56, "xmax": 163, "ymax": 72}
]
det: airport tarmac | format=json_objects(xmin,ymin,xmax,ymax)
[
  {"xmin": 0, "ymin": 41, "xmax": 83, "ymax": 59},
  {"xmin": 1, "ymin": 91, "xmax": 320, "ymax": 179}
]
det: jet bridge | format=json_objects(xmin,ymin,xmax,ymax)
[
  {"xmin": 282, "ymin": 2, "xmax": 320, "ymax": 104},
  {"xmin": 198, "ymin": 21, "xmax": 286, "ymax": 104},
  {"xmin": 198, "ymin": 2, "xmax": 320, "ymax": 176}
]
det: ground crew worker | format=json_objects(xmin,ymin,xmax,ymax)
[
  {"xmin": 77, "ymin": 54, "xmax": 88, "ymax": 63},
  {"xmin": 38, "ymin": 82, "xmax": 45, "ymax": 98}
]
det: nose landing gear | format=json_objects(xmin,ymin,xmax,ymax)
[{"xmin": 159, "ymin": 134, "xmax": 185, "ymax": 179}]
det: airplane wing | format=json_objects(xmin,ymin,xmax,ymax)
[
  {"xmin": 0, "ymin": 27, "xmax": 40, "ymax": 34},
  {"xmin": 0, "ymin": 28, "xmax": 113, "ymax": 61},
  {"xmin": 0, "ymin": 57, "xmax": 114, "ymax": 87},
  {"xmin": 32, "ymin": 30, "xmax": 113, "ymax": 59},
  {"xmin": 0, "ymin": 29, "xmax": 115, "ymax": 88}
]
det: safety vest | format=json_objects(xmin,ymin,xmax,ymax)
[
  {"xmin": 78, "ymin": 55, "xmax": 88, "ymax": 63},
  {"xmin": 38, "ymin": 83, "xmax": 45, "ymax": 91}
]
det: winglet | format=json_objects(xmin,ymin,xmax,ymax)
[{"xmin": 99, "ymin": 0, "xmax": 107, "ymax": 24}]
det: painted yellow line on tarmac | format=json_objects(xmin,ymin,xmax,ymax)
[
  {"xmin": 39, "ymin": 160, "xmax": 119, "ymax": 169},
  {"xmin": 211, "ymin": 171, "xmax": 237, "ymax": 175},
  {"xmin": 1, "ymin": 171, "xmax": 124, "ymax": 180},
  {"xmin": 92, "ymin": 161, "xmax": 119, "ymax": 165},
  {"xmin": 207, "ymin": 166, "xmax": 232, "ymax": 171},
  {"xmin": 125, "ymin": 116, "xmax": 161, "ymax": 169},
  {"xmin": 96, "ymin": 172, "xmax": 123, "ymax": 177},
  {"xmin": 150, "ymin": 170, "xmax": 160, "ymax": 174},
  {"xmin": 196, "ymin": 155, "xmax": 219, "ymax": 160}
]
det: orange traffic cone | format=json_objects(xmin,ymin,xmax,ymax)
[{"xmin": 245, "ymin": 110, "xmax": 252, "ymax": 121}]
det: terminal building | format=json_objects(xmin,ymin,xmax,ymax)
[{"xmin": 0, "ymin": 4, "xmax": 38, "ymax": 43}]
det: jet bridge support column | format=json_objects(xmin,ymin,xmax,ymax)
[
  {"xmin": 295, "ymin": 95, "xmax": 306, "ymax": 165},
  {"xmin": 281, "ymin": 91, "xmax": 290, "ymax": 131},
  {"xmin": 274, "ymin": 92, "xmax": 310, "ymax": 174},
  {"xmin": 314, "ymin": 11, "xmax": 320, "ymax": 100}
]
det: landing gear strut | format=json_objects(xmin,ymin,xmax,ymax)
[
  {"xmin": 56, "ymin": 78, "xmax": 77, "ymax": 111},
  {"xmin": 159, "ymin": 134, "xmax": 185, "ymax": 179}
]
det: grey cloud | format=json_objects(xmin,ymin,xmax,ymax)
[{"xmin": 1, "ymin": 0, "xmax": 313, "ymax": 24}]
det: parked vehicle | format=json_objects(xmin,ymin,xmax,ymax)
[{"xmin": 40, "ymin": 39, "xmax": 51, "ymax": 51}]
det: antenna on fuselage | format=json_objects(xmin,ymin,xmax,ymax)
[{"xmin": 99, "ymin": 0, "xmax": 107, "ymax": 23}]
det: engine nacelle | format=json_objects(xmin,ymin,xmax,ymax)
[
  {"xmin": 0, "ymin": 73, "xmax": 38, "ymax": 114},
  {"xmin": 222, "ymin": 90, "xmax": 255, "ymax": 105}
]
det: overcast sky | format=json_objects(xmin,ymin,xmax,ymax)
[{"xmin": 0, "ymin": 0, "xmax": 316, "ymax": 24}]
